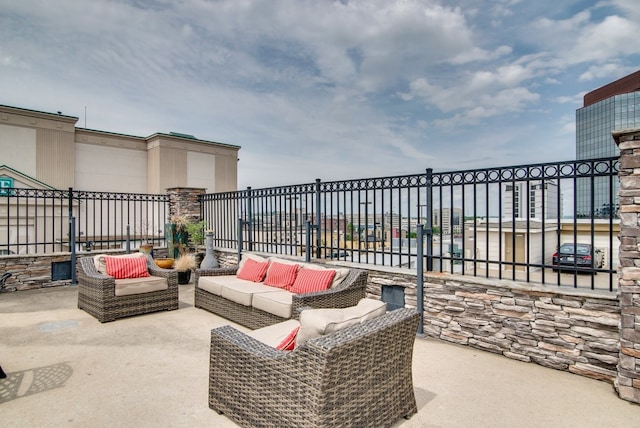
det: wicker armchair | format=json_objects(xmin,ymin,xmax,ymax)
[
  {"xmin": 209, "ymin": 308, "xmax": 420, "ymax": 428},
  {"xmin": 77, "ymin": 254, "xmax": 179, "ymax": 323}
]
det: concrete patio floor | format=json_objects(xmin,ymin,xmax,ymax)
[{"xmin": 1, "ymin": 284, "xmax": 638, "ymax": 427}]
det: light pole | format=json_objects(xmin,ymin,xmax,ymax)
[
  {"xmin": 285, "ymin": 196, "xmax": 299, "ymax": 255},
  {"xmin": 360, "ymin": 201, "xmax": 372, "ymax": 257}
]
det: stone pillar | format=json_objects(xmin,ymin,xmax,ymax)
[
  {"xmin": 166, "ymin": 187, "xmax": 206, "ymax": 223},
  {"xmin": 613, "ymin": 128, "xmax": 640, "ymax": 404}
]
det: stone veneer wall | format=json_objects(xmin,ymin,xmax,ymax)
[
  {"xmin": 0, "ymin": 250, "xmax": 157, "ymax": 291},
  {"xmin": 214, "ymin": 249, "xmax": 621, "ymax": 385},
  {"xmin": 0, "ymin": 254, "xmax": 75, "ymax": 290},
  {"xmin": 614, "ymin": 128, "xmax": 640, "ymax": 404},
  {"xmin": 167, "ymin": 187, "xmax": 206, "ymax": 223},
  {"xmin": 367, "ymin": 268, "xmax": 619, "ymax": 383}
]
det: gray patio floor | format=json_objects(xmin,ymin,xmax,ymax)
[{"xmin": 1, "ymin": 284, "xmax": 638, "ymax": 427}]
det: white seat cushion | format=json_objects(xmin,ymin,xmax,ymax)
[
  {"xmin": 252, "ymin": 290, "xmax": 294, "ymax": 319},
  {"xmin": 197, "ymin": 275, "xmax": 251, "ymax": 296},
  {"xmin": 114, "ymin": 275, "xmax": 168, "ymax": 296},
  {"xmin": 220, "ymin": 282, "xmax": 281, "ymax": 306}
]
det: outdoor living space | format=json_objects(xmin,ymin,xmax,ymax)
[{"xmin": 1, "ymin": 284, "xmax": 638, "ymax": 427}]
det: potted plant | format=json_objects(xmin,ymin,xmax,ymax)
[
  {"xmin": 173, "ymin": 252, "xmax": 197, "ymax": 284},
  {"xmin": 168, "ymin": 215, "xmax": 206, "ymax": 252},
  {"xmin": 137, "ymin": 220, "xmax": 155, "ymax": 255},
  {"xmin": 168, "ymin": 214, "xmax": 207, "ymax": 283},
  {"xmin": 168, "ymin": 214, "xmax": 207, "ymax": 267}
]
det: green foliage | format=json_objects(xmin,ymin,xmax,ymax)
[
  {"xmin": 184, "ymin": 220, "xmax": 207, "ymax": 246},
  {"xmin": 170, "ymin": 215, "xmax": 207, "ymax": 247}
]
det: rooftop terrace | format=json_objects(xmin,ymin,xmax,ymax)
[{"xmin": 1, "ymin": 284, "xmax": 638, "ymax": 427}]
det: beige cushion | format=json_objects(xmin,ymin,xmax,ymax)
[
  {"xmin": 237, "ymin": 253, "xmax": 269, "ymax": 272},
  {"xmin": 296, "ymin": 298, "xmax": 387, "ymax": 346},
  {"xmin": 220, "ymin": 282, "xmax": 282, "ymax": 306},
  {"xmin": 94, "ymin": 252, "xmax": 146, "ymax": 275},
  {"xmin": 114, "ymin": 275, "xmax": 167, "ymax": 296},
  {"xmin": 198, "ymin": 276, "xmax": 224, "ymax": 296},
  {"xmin": 247, "ymin": 319, "xmax": 300, "ymax": 348},
  {"xmin": 198, "ymin": 275, "xmax": 248, "ymax": 296},
  {"xmin": 252, "ymin": 290, "xmax": 294, "ymax": 319},
  {"xmin": 330, "ymin": 268, "xmax": 350, "ymax": 288},
  {"xmin": 268, "ymin": 257, "xmax": 302, "ymax": 269}
]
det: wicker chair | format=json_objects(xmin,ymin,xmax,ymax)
[
  {"xmin": 209, "ymin": 307, "xmax": 420, "ymax": 428},
  {"xmin": 77, "ymin": 255, "xmax": 179, "ymax": 323}
]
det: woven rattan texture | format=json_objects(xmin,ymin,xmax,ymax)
[
  {"xmin": 194, "ymin": 267, "xmax": 368, "ymax": 330},
  {"xmin": 209, "ymin": 307, "xmax": 419, "ymax": 427},
  {"xmin": 77, "ymin": 255, "xmax": 179, "ymax": 323}
]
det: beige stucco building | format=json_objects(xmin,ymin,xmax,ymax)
[{"xmin": 0, "ymin": 104, "xmax": 240, "ymax": 194}]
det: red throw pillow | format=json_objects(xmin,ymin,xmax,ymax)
[
  {"xmin": 263, "ymin": 262, "xmax": 299, "ymax": 290},
  {"xmin": 237, "ymin": 258, "xmax": 270, "ymax": 282},
  {"xmin": 290, "ymin": 268, "xmax": 336, "ymax": 294},
  {"xmin": 276, "ymin": 326, "xmax": 300, "ymax": 351},
  {"xmin": 104, "ymin": 256, "xmax": 150, "ymax": 279}
]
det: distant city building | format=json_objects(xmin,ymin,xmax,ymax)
[
  {"xmin": 576, "ymin": 70, "xmax": 640, "ymax": 217},
  {"xmin": 433, "ymin": 207, "xmax": 462, "ymax": 235},
  {"xmin": 503, "ymin": 180, "xmax": 559, "ymax": 220}
]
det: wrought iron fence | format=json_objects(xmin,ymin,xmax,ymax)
[
  {"xmin": 0, "ymin": 158, "xmax": 619, "ymax": 292},
  {"xmin": 203, "ymin": 157, "xmax": 619, "ymax": 292},
  {"xmin": 0, "ymin": 188, "xmax": 168, "ymax": 255}
]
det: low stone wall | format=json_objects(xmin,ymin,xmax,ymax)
[
  {"xmin": 366, "ymin": 266, "xmax": 620, "ymax": 384},
  {"xmin": 0, "ymin": 249, "xmax": 171, "ymax": 291},
  {"xmin": 0, "ymin": 253, "xmax": 76, "ymax": 291},
  {"xmin": 217, "ymin": 249, "xmax": 620, "ymax": 384}
]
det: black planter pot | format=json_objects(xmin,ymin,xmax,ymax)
[{"xmin": 177, "ymin": 270, "xmax": 192, "ymax": 285}]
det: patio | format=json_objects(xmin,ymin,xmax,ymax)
[{"xmin": 1, "ymin": 284, "xmax": 638, "ymax": 427}]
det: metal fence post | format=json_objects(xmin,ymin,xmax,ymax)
[
  {"xmin": 425, "ymin": 168, "xmax": 433, "ymax": 271},
  {"xmin": 238, "ymin": 217, "xmax": 244, "ymax": 262},
  {"xmin": 416, "ymin": 224, "xmax": 425, "ymax": 336},
  {"xmin": 126, "ymin": 225, "xmax": 131, "ymax": 254},
  {"xmin": 246, "ymin": 187, "xmax": 253, "ymax": 252},
  {"xmin": 70, "ymin": 216, "xmax": 76, "ymax": 285},
  {"xmin": 315, "ymin": 179, "xmax": 321, "ymax": 259},
  {"xmin": 305, "ymin": 220, "xmax": 312, "ymax": 263}
]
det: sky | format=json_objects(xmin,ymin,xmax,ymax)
[{"xmin": 1, "ymin": 0, "xmax": 639, "ymax": 190}]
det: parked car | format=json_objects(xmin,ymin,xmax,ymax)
[
  {"xmin": 326, "ymin": 250, "xmax": 350, "ymax": 259},
  {"xmin": 552, "ymin": 243, "xmax": 603, "ymax": 273}
]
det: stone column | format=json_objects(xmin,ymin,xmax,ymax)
[
  {"xmin": 613, "ymin": 127, "xmax": 640, "ymax": 404},
  {"xmin": 166, "ymin": 187, "xmax": 206, "ymax": 223}
]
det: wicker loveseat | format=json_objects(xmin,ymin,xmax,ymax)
[
  {"xmin": 77, "ymin": 253, "xmax": 179, "ymax": 323},
  {"xmin": 209, "ymin": 306, "xmax": 420, "ymax": 427},
  {"xmin": 194, "ymin": 254, "xmax": 368, "ymax": 330}
]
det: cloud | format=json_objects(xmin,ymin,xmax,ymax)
[
  {"xmin": 0, "ymin": 0, "xmax": 637, "ymax": 189},
  {"xmin": 529, "ymin": 8, "xmax": 640, "ymax": 67}
]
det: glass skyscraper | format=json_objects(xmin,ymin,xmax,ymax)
[{"xmin": 575, "ymin": 71, "xmax": 640, "ymax": 217}]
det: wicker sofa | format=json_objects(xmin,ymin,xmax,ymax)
[
  {"xmin": 194, "ymin": 254, "xmax": 368, "ymax": 330},
  {"xmin": 209, "ymin": 306, "xmax": 420, "ymax": 427},
  {"xmin": 77, "ymin": 253, "xmax": 179, "ymax": 323}
]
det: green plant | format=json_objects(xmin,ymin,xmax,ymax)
[
  {"xmin": 184, "ymin": 220, "xmax": 207, "ymax": 246},
  {"xmin": 170, "ymin": 214, "xmax": 207, "ymax": 257}
]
